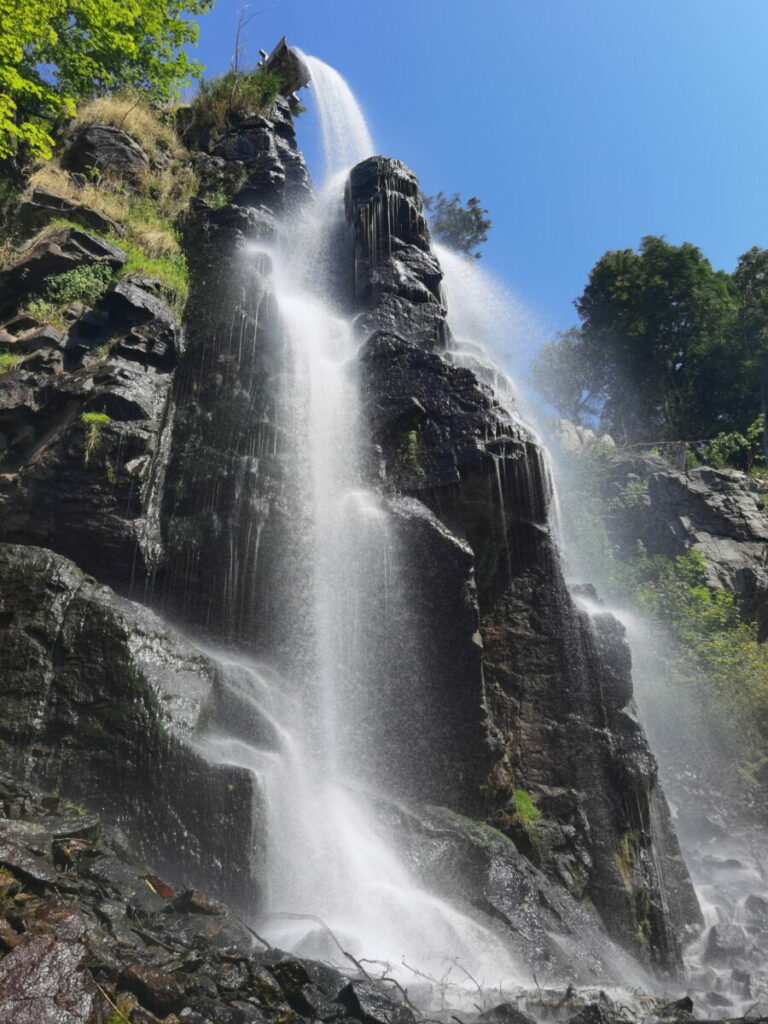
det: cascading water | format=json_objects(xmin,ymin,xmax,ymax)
[
  {"xmin": 195, "ymin": 54, "xmax": 527, "ymax": 999},
  {"xmin": 437, "ymin": 249, "xmax": 768, "ymax": 1014}
]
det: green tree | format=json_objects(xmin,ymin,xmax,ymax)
[
  {"xmin": 0, "ymin": 0, "xmax": 214, "ymax": 161},
  {"xmin": 424, "ymin": 191, "xmax": 491, "ymax": 258},
  {"xmin": 732, "ymin": 247, "xmax": 768, "ymax": 459},
  {"xmin": 569, "ymin": 236, "xmax": 735, "ymax": 442},
  {"xmin": 529, "ymin": 327, "xmax": 603, "ymax": 425}
]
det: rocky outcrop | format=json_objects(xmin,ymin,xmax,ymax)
[
  {"xmin": 0, "ymin": 267, "xmax": 179, "ymax": 590},
  {"xmin": 15, "ymin": 183, "xmax": 123, "ymax": 236},
  {"xmin": 0, "ymin": 771, "xmax": 421, "ymax": 1024},
  {"xmin": 0, "ymin": 544, "xmax": 258, "ymax": 906},
  {"xmin": 62, "ymin": 122, "xmax": 151, "ymax": 186},
  {"xmin": 581, "ymin": 442, "xmax": 768, "ymax": 632},
  {"xmin": 348, "ymin": 157, "xmax": 701, "ymax": 972},
  {"xmin": 0, "ymin": 226, "xmax": 126, "ymax": 317}
]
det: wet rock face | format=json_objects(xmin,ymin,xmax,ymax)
[
  {"xmin": 0, "ymin": 544, "xmax": 258, "ymax": 906},
  {"xmin": 348, "ymin": 156, "xmax": 701, "ymax": 972},
  {"xmin": 0, "ymin": 273, "xmax": 179, "ymax": 590},
  {"xmin": 159, "ymin": 99, "xmax": 310, "ymax": 653}
]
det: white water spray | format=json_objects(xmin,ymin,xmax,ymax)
[{"xmin": 197, "ymin": 56, "xmax": 529, "ymax": 999}]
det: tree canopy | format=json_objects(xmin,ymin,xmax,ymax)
[
  {"xmin": 424, "ymin": 191, "xmax": 491, "ymax": 258},
  {"xmin": 0, "ymin": 0, "xmax": 214, "ymax": 161},
  {"xmin": 531, "ymin": 235, "xmax": 755, "ymax": 443}
]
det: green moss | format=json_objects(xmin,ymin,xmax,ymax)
[
  {"xmin": 397, "ymin": 428, "xmax": 420, "ymax": 471},
  {"xmin": 0, "ymin": 352, "xmax": 23, "ymax": 373},
  {"xmin": 512, "ymin": 788, "xmax": 542, "ymax": 824}
]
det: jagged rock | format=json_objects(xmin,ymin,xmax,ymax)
[
  {"xmin": 261, "ymin": 38, "xmax": 311, "ymax": 95},
  {"xmin": 586, "ymin": 446, "xmax": 768, "ymax": 629},
  {"xmin": 337, "ymin": 981, "xmax": 415, "ymax": 1024},
  {"xmin": 0, "ymin": 359, "xmax": 175, "ymax": 587},
  {"xmin": 14, "ymin": 324, "xmax": 65, "ymax": 353},
  {"xmin": 0, "ymin": 927, "xmax": 97, "ymax": 1023},
  {"xmin": 566, "ymin": 1005, "xmax": 616, "ymax": 1024},
  {"xmin": 99, "ymin": 277, "xmax": 180, "ymax": 369},
  {"xmin": 348, "ymin": 153, "xmax": 702, "ymax": 972},
  {"xmin": 16, "ymin": 184, "xmax": 122, "ymax": 237},
  {"xmin": 119, "ymin": 964, "xmax": 184, "ymax": 1015},
  {"xmin": 0, "ymin": 544, "xmax": 258, "ymax": 906},
  {"xmin": 0, "ymin": 226, "xmax": 126, "ymax": 317},
  {"xmin": 62, "ymin": 122, "xmax": 151, "ymax": 186}
]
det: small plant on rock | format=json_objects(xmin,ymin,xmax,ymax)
[
  {"xmin": 45, "ymin": 262, "xmax": 114, "ymax": 308},
  {"xmin": 0, "ymin": 353, "xmax": 23, "ymax": 373},
  {"xmin": 81, "ymin": 411, "xmax": 111, "ymax": 465}
]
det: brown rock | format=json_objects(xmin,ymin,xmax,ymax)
[{"xmin": 119, "ymin": 963, "xmax": 184, "ymax": 1016}]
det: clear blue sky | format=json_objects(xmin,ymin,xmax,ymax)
[{"xmin": 188, "ymin": 0, "xmax": 768, "ymax": 339}]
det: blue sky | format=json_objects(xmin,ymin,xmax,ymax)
[{"xmin": 189, "ymin": 0, "xmax": 768, "ymax": 340}]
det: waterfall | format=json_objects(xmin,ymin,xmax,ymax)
[
  {"xmin": 195, "ymin": 55, "xmax": 527, "ymax": 999},
  {"xmin": 301, "ymin": 52, "xmax": 375, "ymax": 179}
]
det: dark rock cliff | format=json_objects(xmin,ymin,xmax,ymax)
[
  {"xmin": 0, "ymin": 86, "xmax": 703, "ymax": 992},
  {"xmin": 348, "ymin": 157, "xmax": 701, "ymax": 971},
  {"xmin": 158, "ymin": 97, "xmax": 311, "ymax": 656}
]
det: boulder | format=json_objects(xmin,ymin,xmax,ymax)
[
  {"xmin": 704, "ymin": 923, "xmax": 748, "ymax": 963},
  {"xmin": 62, "ymin": 122, "xmax": 150, "ymax": 186},
  {"xmin": 16, "ymin": 184, "xmax": 122, "ymax": 237}
]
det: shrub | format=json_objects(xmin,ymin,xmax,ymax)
[
  {"xmin": 189, "ymin": 69, "xmax": 281, "ymax": 132},
  {"xmin": 111, "ymin": 234, "xmax": 188, "ymax": 315},
  {"xmin": 44, "ymin": 262, "xmax": 113, "ymax": 307}
]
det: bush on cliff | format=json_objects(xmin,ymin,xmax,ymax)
[{"xmin": 188, "ymin": 69, "xmax": 282, "ymax": 132}]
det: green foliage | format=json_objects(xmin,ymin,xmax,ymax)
[
  {"xmin": 203, "ymin": 183, "xmax": 229, "ymax": 208},
  {"xmin": 424, "ymin": 192, "xmax": 491, "ymax": 259},
  {"xmin": 189, "ymin": 69, "xmax": 281, "ymax": 131},
  {"xmin": 81, "ymin": 411, "xmax": 111, "ymax": 465},
  {"xmin": 701, "ymin": 416, "xmax": 764, "ymax": 471},
  {"xmin": 0, "ymin": 0, "xmax": 214, "ymax": 161},
  {"xmin": 111, "ymin": 232, "xmax": 188, "ymax": 314},
  {"xmin": 606, "ymin": 476, "xmax": 648, "ymax": 512},
  {"xmin": 0, "ymin": 352, "xmax": 23, "ymax": 372},
  {"xmin": 25, "ymin": 298, "xmax": 67, "ymax": 327},
  {"xmin": 512, "ymin": 788, "xmax": 542, "ymax": 824},
  {"xmin": 398, "ymin": 428, "xmax": 419, "ymax": 469},
  {"xmin": 44, "ymin": 261, "xmax": 113, "ymax": 307}
]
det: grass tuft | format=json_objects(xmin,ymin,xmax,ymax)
[{"xmin": 72, "ymin": 93, "xmax": 181, "ymax": 160}]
